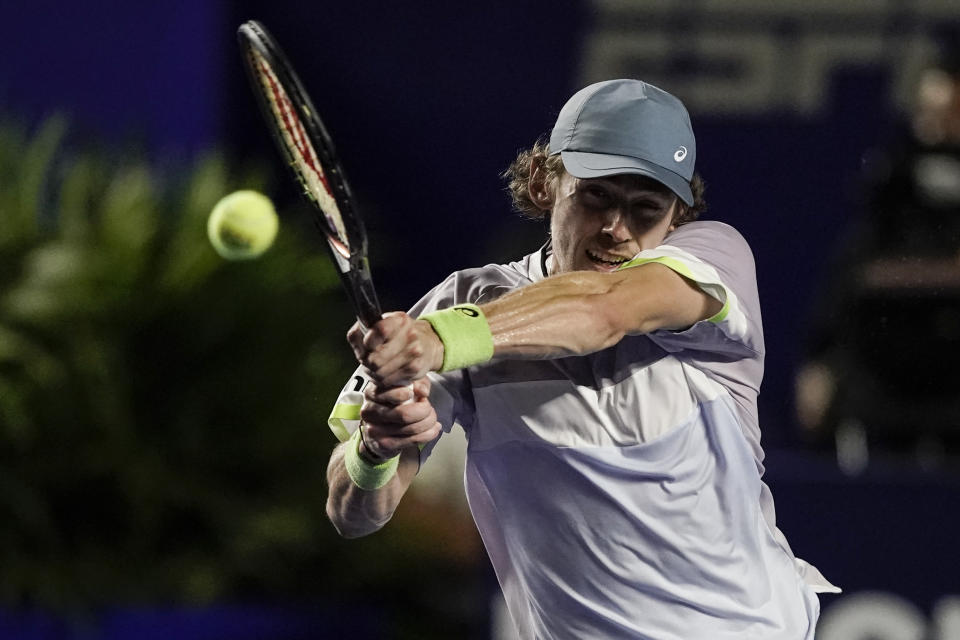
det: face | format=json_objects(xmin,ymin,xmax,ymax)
[
  {"xmin": 914, "ymin": 68, "xmax": 960, "ymax": 144},
  {"xmin": 545, "ymin": 172, "xmax": 678, "ymax": 275}
]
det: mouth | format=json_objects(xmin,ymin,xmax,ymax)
[{"xmin": 586, "ymin": 249, "xmax": 629, "ymax": 269}]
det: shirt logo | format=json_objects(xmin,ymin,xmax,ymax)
[
  {"xmin": 674, "ymin": 146, "xmax": 688, "ymax": 162},
  {"xmin": 454, "ymin": 305, "xmax": 479, "ymax": 317}
]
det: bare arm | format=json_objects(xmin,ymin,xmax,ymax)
[
  {"xmin": 351, "ymin": 263, "xmax": 723, "ymax": 386},
  {"xmin": 325, "ymin": 443, "xmax": 420, "ymax": 538},
  {"xmin": 325, "ymin": 378, "xmax": 441, "ymax": 538},
  {"xmin": 483, "ymin": 262, "xmax": 721, "ymax": 358}
]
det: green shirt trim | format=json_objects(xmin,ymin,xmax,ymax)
[
  {"xmin": 328, "ymin": 402, "xmax": 361, "ymax": 443},
  {"xmin": 618, "ymin": 255, "xmax": 730, "ymax": 324}
]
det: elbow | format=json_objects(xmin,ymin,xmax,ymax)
[
  {"xmin": 593, "ymin": 280, "xmax": 665, "ymax": 339},
  {"xmin": 325, "ymin": 496, "xmax": 389, "ymax": 539},
  {"xmin": 329, "ymin": 520, "xmax": 378, "ymax": 540},
  {"xmin": 543, "ymin": 291, "xmax": 626, "ymax": 355},
  {"xmin": 326, "ymin": 503, "xmax": 361, "ymax": 539},
  {"xmin": 588, "ymin": 295, "xmax": 630, "ymax": 348}
]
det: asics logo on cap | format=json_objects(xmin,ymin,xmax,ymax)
[{"xmin": 674, "ymin": 146, "xmax": 688, "ymax": 162}]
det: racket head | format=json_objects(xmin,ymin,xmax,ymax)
[{"xmin": 237, "ymin": 20, "xmax": 382, "ymax": 328}]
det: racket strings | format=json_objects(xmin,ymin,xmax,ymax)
[{"xmin": 251, "ymin": 51, "xmax": 351, "ymax": 255}]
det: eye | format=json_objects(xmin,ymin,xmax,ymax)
[
  {"xmin": 581, "ymin": 185, "xmax": 611, "ymax": 207},
  {"xmin": 629, "ymin": 201, "xmax": 669, "ymax": 226},
  {"xmin": 630, "ymin": 200, "xmax": 660, "ymax": 215}
]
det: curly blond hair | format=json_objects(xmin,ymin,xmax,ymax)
[{"xmin": 502, "ymin": 137, "xmax": 707, "ymax": 226}]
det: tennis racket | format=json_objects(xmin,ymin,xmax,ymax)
[{"xmin": 237, "ymin": 20, "xmax": 382, "ymax": 329}]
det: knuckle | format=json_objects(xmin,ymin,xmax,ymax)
[
  {"xmin": 396, "ymin": 404, "xmax": 418, "ymax": 424},
  {"xmin": 396, "ymin": 387, "xmax": 414, "ymax": 405},
  {"xmin": 360, "ymin": 403, "xmax": 386, "ymax": 423},
  {"xmin": 412, "ymin": 421, "xmax": 441, "ymax": 444},
  {"xmin": 364, "ymin": 332, "xmax": 383, "ymax": 350},
  {"xmin": 415, "ymin": 378, "xmax": 431, "ymax": 395},
  {"xmin": 366, "ymin": 355, "xmax": 387, "ymax": 374}
]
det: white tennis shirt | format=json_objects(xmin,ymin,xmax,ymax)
[{"xmin": 329, "ymin": 221, "xmax": 838, "ymax": 639}]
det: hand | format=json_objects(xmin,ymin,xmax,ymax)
[
  {"xmin": 358, "ymin": 377, "xmax": 441, "ymax": 461},
  {"xmin": 346, "ymin": 312, "xmax": 444, "ymax": 386}
]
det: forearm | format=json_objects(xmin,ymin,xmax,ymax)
[
  {"xmin": 325, "ymin": 441, "xmax": 419, "ymax": 538},
  {"xmin": 483, "ymin": 272, "xmax": 628, "ymax": 358},
  {"xmin": 482, "ymin": 264, "xmax": 712, "ymax": 359},
  {"xmin": 355, "ymin": 264, "xmax": 718, "ymax": 386}
]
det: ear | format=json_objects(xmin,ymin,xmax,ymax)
[
  {"xmin": 527, "ymin": 158, "xmax": 554, "ymax": 211},
  {"xmin": 669, "ymin": 199, "xmax": 683, "ymax": 230}
]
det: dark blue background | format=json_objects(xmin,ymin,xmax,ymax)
[{"xmin": 3, "ymin": 1, "xmax": 957, "ymax": 636}]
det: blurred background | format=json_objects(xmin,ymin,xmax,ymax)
[{"xmin": 2, "ymin": 1, "xmax": 960, "ymax": 638}]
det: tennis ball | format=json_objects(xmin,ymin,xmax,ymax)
[{"xmin": 207, "ymin": 190, "xmax": 279, "ymax": 260}]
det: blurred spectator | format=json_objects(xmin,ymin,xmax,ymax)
[{"xmin": 796, "ymin": 39, "xmax": 960, "ymax": 470}]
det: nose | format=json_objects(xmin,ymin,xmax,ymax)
[{"xmin": 601, "ymin": 209, "xmax": 631, "ymax": 243}]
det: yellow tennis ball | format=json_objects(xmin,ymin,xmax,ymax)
[{"xmin": 207, "ymin": 190, "xmax": 279, "ymax": 260}]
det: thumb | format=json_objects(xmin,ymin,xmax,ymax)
[{"xmin": 412, "ymin": 376, "xmax": 432, "ymax": 400}]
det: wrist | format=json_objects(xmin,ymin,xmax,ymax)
[
  {"xmin": 419, "ymin": 304, "xmax": 494, "ymax": 372},
  {"xmin": 358, "ymin": 426, "xmax": 391, "ymax": 464},
  {"xmin": 344, "ymin": 428, "xmax": 400, "ymax": 490}
]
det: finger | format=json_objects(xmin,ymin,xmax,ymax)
[
  {"xmin": 346, "ymin": 321, "xmax": 367, "ymax": 361},
  {"xmin": 359, "ymin": 423, "xmax": 399, "ymax": 460},
  {"xmin": 356, "ymin": 318, "xmax": 395, "ymax": 373},
  {"xmin": 363, "ymin": 413, "xmax": 442, "ymax": 451},
  {"xmin": 365, "ymin": 382, "xmax": 415, "ymax": 406},
  {"xmin": 360, "ymin": 392, "xmax": 441, "ymax": 455},
  {"xmin": 360, "ymin": 394, "xmax": 434, "ymax": 426},
  {"xmin": 373, "ymin": 340, "xmax": 435, "ymax": 387},
  {"xmin": 372, "ymin": 320, "xmax": 443, "ymax": 385},
  {"xmin": 362, "ymin": 313, "xmax": 411, "ymax": 356},
  {"xmin": 412, "ymin": 376, "xmax": 431, "ymax": 400},
  {"xmin": 394, "ymin": 396, "xmax": 436, "ymax": 424},
  {"xmin": 378, "ymin": 362, "xmax": 431, "ymax": 388},
  {"xmin": 367, "ymin": 313, "xmax": 428, "ymax": 374}
]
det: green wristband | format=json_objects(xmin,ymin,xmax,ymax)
[
  {"xmin": 344, "ymin": 428, "xmax": 399, "ymax": 490},
  {"xmin": 420, "ymin": 304, "xmax": 494, "ymax": 372}
]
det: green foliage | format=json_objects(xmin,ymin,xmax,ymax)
[
  {"xmin": 0, "ymin": 117, "xmax": 362, "ymax": 609},
  {"xmin": 0, "ymin": 119, "xmax": 490, "ymax": 640}
]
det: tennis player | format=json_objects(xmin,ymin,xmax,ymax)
[{"xmin": 325, "ymin": 79, "xmax": 839, "ymax": 639}]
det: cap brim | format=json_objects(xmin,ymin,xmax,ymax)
[{"xmin": 559, "ymin": 151, "xmax": 693, "ymax": 206}]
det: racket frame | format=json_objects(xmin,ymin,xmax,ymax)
[{"xmin": 238, "ymin": 20, "xmax": 382, "ymax": 329}]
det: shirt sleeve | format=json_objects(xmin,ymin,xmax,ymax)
[{"xmin": 618, "ymin": 221, "xmax": 764, "ymax": 360}]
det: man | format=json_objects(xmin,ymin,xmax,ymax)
[
  {"xmin": 326, "ymin": 79, "xmax": 838, "ymax": 639},
  {"xmin": 796, "ymin": 42, "xmax": 960, "ymax": 449}
]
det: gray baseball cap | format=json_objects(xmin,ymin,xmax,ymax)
[{"xmin": 549, "ymin": 79, "xmax": 696, "ymax": 205}]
